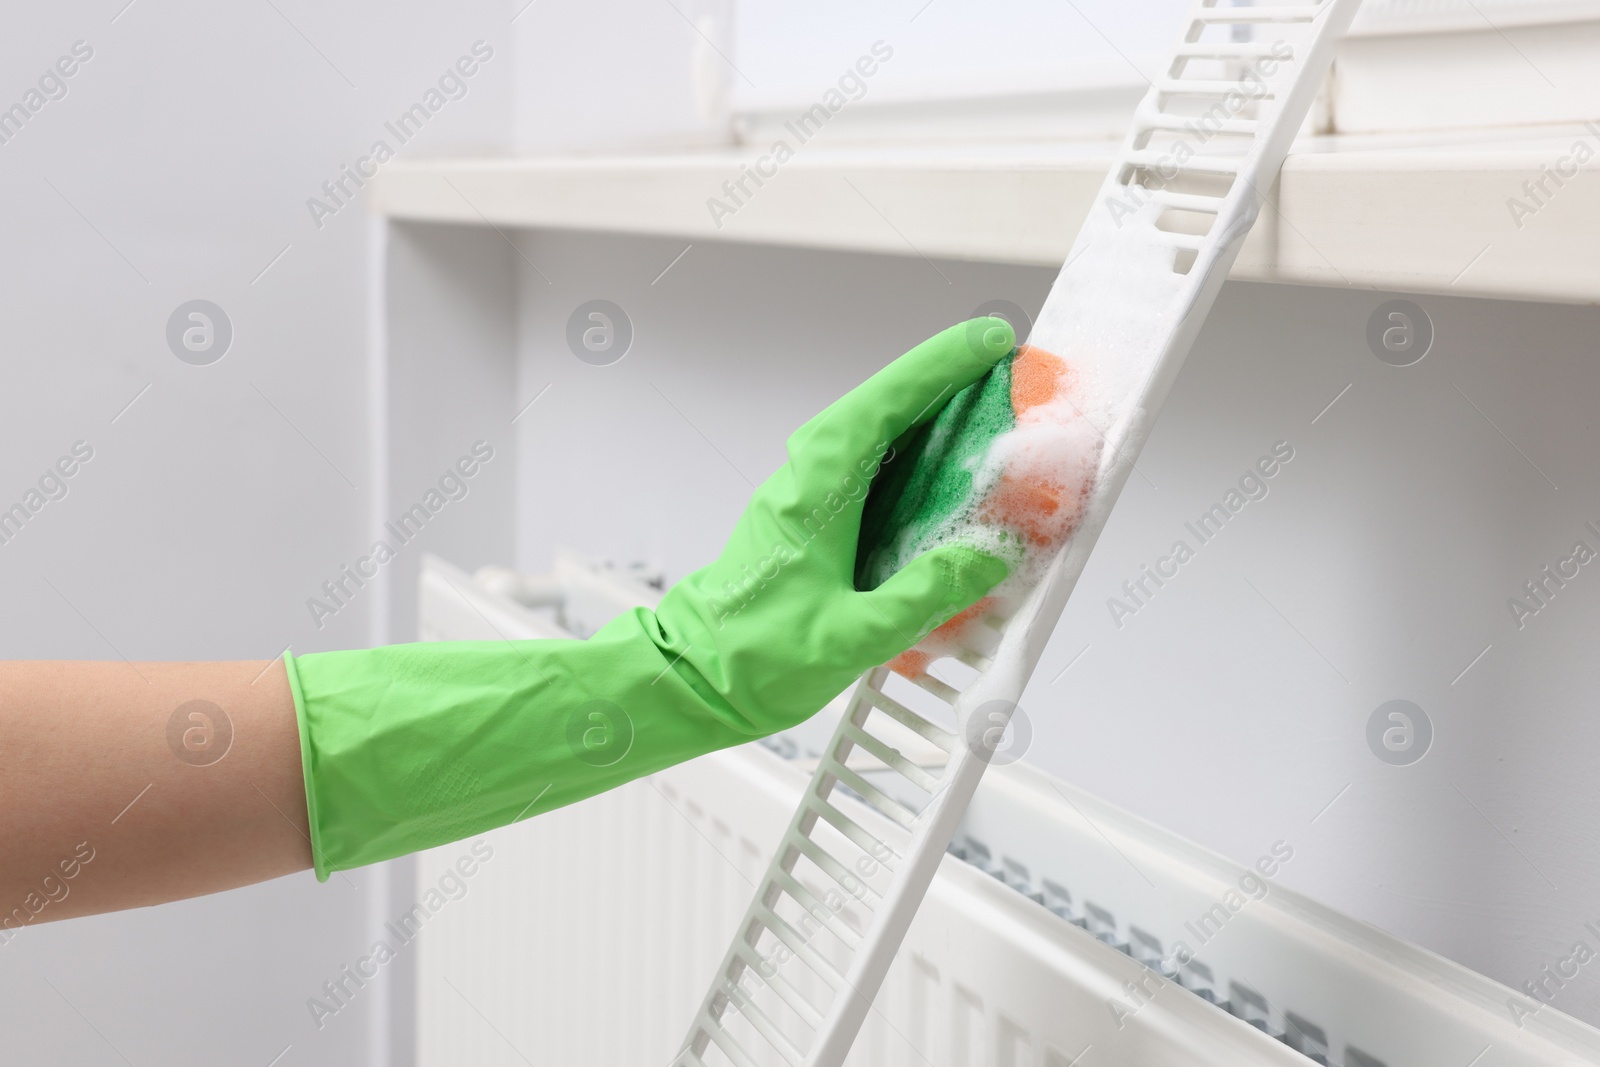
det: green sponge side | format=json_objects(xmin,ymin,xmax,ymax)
[{"xmin": 855, "ymin": 351, "xmax": 1018, "ymax": 592}]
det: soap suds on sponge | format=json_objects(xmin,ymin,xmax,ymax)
[
  {"xmin": 856, "ymin": 343, "xmax": 1108, "ymax": 678},
  {"xmin": 857, "ymin": 205, "xmax": 1184, "ymax": 679}
]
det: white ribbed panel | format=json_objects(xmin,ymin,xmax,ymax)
[
  {"xmin": 412, "ymin": 745, "xmax": 1312, "ymax": 1067},
  {"xmin": 414, "ymin": 760, "xmax": 786, "ymax": 1066},
  {"xmin": 414, "ymin": 726, "xmax": 1600, "ymax": 1066}
]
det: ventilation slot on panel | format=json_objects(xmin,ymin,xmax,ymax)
[
  {"xmin": 1106, "ymin": 1, "xmax": 1335, "ymax": 281},
  {"xmin": 945, "ymin": 828, "xmax": 1396, "ymax": 1067},
  {"xmin": 681, "ymin": 663, "xmax": 965, "ymax": 1066}
]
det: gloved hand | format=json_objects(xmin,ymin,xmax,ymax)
[{"xmin": 286, "ymin": 318, "xmax": 1015, "ymax": 879}]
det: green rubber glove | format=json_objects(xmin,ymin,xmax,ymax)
[{"xmin": 286, "ymin": 318, "xmax": 1015, "ymax": 879}]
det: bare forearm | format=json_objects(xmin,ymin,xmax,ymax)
[{"xmin": 0, "ymin": 659, "xmax": 310, "ymax": 926}]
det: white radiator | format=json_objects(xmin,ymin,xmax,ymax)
[{"xmin": 413, "ymin": 554, "xmax": 1600, "ymax": 1067}]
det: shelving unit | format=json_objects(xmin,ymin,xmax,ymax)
[{"xmin": 372, "ymin": 125, "xmax": 1600, "ymax": 305}]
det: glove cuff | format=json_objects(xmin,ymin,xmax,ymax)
[{"xmin": 286, "ymin": 609, "xmax": 755, "ymax": 881}]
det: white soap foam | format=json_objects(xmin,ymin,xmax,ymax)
[{"xmin": 892, "ymin": 204, "xmax": 1185, "ymax": 672}]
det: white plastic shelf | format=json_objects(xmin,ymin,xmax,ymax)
[{"xmin": 372, "ymin": 127, "xmax": 1600, "ymax": 305}]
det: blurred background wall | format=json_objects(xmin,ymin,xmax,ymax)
[
  {"xmin": 0, "ymin": 3, "xmax": 507, "ymax": 1065},
  {"xmin": 4, "ymin": 0, "xmax": 1600, "ymax": 1063},
  {"xmin": 503, "ymin": 233, "xmax": 1600, "ymax": 1031}
]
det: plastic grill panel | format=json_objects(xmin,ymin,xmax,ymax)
[{"xmin": 675, "ymin": 2, "xmax": 1366, "ymax": 1064}]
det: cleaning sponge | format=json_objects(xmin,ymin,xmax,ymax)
[
  {"xmin": 855, "ymin": 340, "xmax": 1101, "ymax": 673},
  {"xmin": 855, "ymin": 349, "xmax": 1020, "ymax": 592}
]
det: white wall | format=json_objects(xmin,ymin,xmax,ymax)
[
  {"xmin": 10, "ymin": 0, "xmax": 1600, "ymax": 1061},
  {"xmin": 509, "ymin": 0, "xmax": 735, "ymax": 153},
  {"xmin": 0, "ymin": 3, "xmax": 508, "ymax": 1064},
  {"xmin": 504, "ymin": 228, "xmax": 1600, "ymax": 1028}
]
